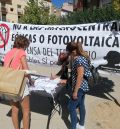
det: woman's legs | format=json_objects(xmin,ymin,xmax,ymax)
[
  {"xmin": 11, "ymin": 101, "xmax": 20, "ymax": 129},
  {"xmin": 68, "ymin": 89, "xmax": 86, "ymax": 129},
  {"xmin": 78, "ymin": 90, "xmax": 86, "ymax": 126},
  {"xmin": 68, "ymin": 98, "xmax": 78, "ymax": 129},
  {"xmin": 20, "ymin": 95, "xmax": 30, "ymax": 129}
]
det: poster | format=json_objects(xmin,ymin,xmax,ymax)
[{"xmin": 0, "ymin": 21, "xmax": 120, "ymax": 73}]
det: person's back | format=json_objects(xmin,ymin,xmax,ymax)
[
  {"xmin": 3, "ymin": 35, "xmax": 31, "ymax": 129},
  {"xmin": 4, "ymin": 48, "xmax": 26, "ymax": 70}
]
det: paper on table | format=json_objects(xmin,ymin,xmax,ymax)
[{"xmin": 29, "ymin": 77, "xmax": 61, "ymax": 94}]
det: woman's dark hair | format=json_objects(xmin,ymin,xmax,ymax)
[
  {"xmin": 66, "ymin": 41, "xmax": 90, "ymax": 60},
  {"xmin": 57, "ymin": 52, "xmax": 69, "ymax": 65},
  {"xmin": 13, "ymin": 35, "xmax": 30, "ymax": 49}
]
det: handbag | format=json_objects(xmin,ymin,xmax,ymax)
[{"xmin": 0, "ymin": 50, "xmax": 27, "ymax": 100}]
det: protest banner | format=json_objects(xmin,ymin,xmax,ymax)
[{"xmin": 0, "ymin": 21, "xmax": 120, "ymax": 72}]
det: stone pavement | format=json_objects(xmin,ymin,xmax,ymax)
[{"xmin": 0, "ymin": 65, "xmax": 120, "ymax": 129}]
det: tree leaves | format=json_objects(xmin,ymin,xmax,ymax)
[{"xmin": 20, "ymin": 1, "xmax": 58, "ymax": 25}]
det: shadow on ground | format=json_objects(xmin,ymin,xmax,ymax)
[
  {"xmin": 0, "ymin": 76, "xmax": 119, "ymax": 129},
  {"xmin": 87, "ymin": 76, "xmax": 120, "ymax": 107},
  {"xmin": 87, "ymin": 76, "xmax": 114, "ymax": 99}
]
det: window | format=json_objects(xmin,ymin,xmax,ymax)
[
  {"xmin": 2, "ymin": 14, "xmax": 6, "ymax": 21},
  {"xmin": 17, "ymin": 5, "xmax": 21, "ymax": 9},
  {"xmin": 1, "ymin": 3, "xmax": 6, "ymax": 8},
  {"xmin": 10, "ymin": 8, "xmax": 14, "ymax": 11},
  {"xmin": 17, "ymin": 4, "xmax": 23, "ymax": 15},
  {"xmin": 18, "ymin": 16, "xmax": 21, "ymax": 23}
]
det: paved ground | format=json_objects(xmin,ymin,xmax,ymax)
[{"xmin": 0, "ymin": 65, "xmax": 120, "ymax": 129}]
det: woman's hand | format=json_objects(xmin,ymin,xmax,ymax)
[
  {"xmin": 72, "ymin": 91, "xmax": 78, "ymax": 100},
  {"xmin": 59, "ymin": 79, "xmax": 67, "ymax": 84}
]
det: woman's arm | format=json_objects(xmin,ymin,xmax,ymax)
[
  {"xmin": 21, "ymin": 56, "xmax": 29, "ymax": 70},
  {"xmin": 73, "ymin": 66, "xmax": 84, "ymax": 99},
  {"xmin": 21, "ymin": 56, "xmax": 34, "ymax": 85}
]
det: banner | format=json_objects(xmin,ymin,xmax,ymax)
[{"xmin": 0, "ymin": 21, "xmax": 120, "ymax": 72}]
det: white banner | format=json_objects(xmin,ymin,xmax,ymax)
[{"xmin": 0, "ymin": 21, "xmax": 120, "ymax": 72}]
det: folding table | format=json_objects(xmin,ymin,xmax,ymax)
[{"xmin": 30, "ymin": 74, "xmax": 64, "ymax": 129}]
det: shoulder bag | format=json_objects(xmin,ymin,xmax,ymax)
[{"xmin": 0, "ymin": 50, "xmax": 27, "ymax": 100}]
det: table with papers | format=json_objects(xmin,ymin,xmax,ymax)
[{"xmin": 30, "ymin": 74, "xmax": 64, "ymax": 129}]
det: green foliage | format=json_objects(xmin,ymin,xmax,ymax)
[
  {"xmin": 113, "ymin": 0, "xmax": 120, "ymax": 11},
  {"xmin": 20, "ymin": 0, "xmax": 58, "ymax": 25},
  {"xmin": 58, "ymin": 5, "xmax": 120, "ymax": 25},
  {"xmin": 20, "ymin": 2, "xmax": 120, "ymax": 25},
  {"xmin": 48, "ymin": 14, "xmax": 59, "ymax": 25}
]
